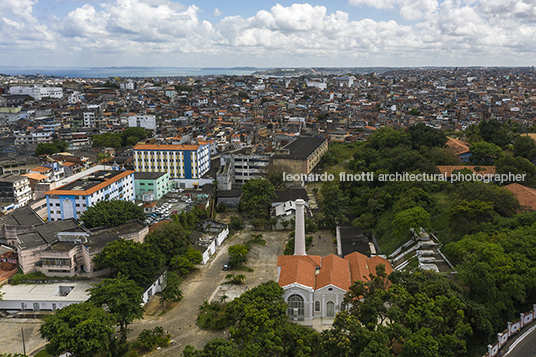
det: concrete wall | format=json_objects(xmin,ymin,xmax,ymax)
[{"xmin": 485, "ymin": 304, "xmax": 536, "ymax": 357}]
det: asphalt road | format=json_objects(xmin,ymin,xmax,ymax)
[{"xmin": 506, "ymin": 325, "xmax": 536, "ymax": 357}]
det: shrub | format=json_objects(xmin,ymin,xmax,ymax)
[{"xmin": 134, "ymin": 326, "xmax": 170, "ymax": 351}]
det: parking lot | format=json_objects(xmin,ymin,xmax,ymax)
[{"xmin": 143, "ymin": 189, "xmax": 201, "ymax": 225}]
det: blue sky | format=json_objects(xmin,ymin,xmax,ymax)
[{"xmin": 1, "ymin": 0, "xmax": 535, "ymax": 68}]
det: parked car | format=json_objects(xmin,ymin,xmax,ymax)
[{"xmin": 222, "ymin": 258, "xmax": 231, "ymax": 271}]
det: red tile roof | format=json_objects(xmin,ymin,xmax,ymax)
[
  {"xmin": 277, "ymin": 252, "xmax": 391, "ymax": 290},
  {"xmin": 446, "ymin": 137, "xmax": 470, "ymax": 155},
  {"xmin": 505, "ymin": 183, "xmax": 536, "ymax": 211}
]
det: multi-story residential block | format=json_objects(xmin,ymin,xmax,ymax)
[
  {"xmin": 83, "ymin": 111, "xmax": 96, "ymax": 128},
  {"xmin": 14, "ymin": 130, "xmax": 54, "ymax": 146},
  {"xmin": 0, "ymin": 175, "xmax": 32, "ymax": 209},
  {"xmin": 0, "ymin": 107, "xmax": 22, "ymax": 124},
  {"xmin": 45, "ymin": 170, "xmax": 135, "ymax": 222},
  {"xmin": 133, "ymin": 143, "xmax": 211, "ymax": 182},
  {"xmin": 134, "ymin": 172, "xmax": 170, "ymax": 201},
  {"xmin": 9, "ymin": 84, "xmax": 63, "ymax": 101},
  {"xmin": 128, "ymin": 115, "xmax": 156, "ymax": 130},
  {"xmin": 219, "ymin": 146, "xmax": 271, "ymax": 186}
]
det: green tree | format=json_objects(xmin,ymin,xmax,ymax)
[
  {"xmin": 79, "ymin": 199, "xmax": 145, "ymax": 229},
  {"xmin": 366, "ymin": 127, "xmax": 410, "ymax": 150},
  {"xmin": 122, "ymin": 127, "xmax": 150, "ymax": 147},
  {"xmin": 448, "ymin": 199, "xmax": 496, "ymax": 236},
  {"xmin": 160, "ymin": 271, "xmax": 183, "ymax": 308},
  {"xmin": 239, "ymin": 179, "xmax": 276, "ymax": 218},
  {"xmin": 495, "ymin": 155, "xmax": 536, "ymax": 188},
  {"xmin": 88, "ymin": 274, "xmax": 144, "ymax": 339},
  {"xmin": 478, "ymin": 119, "xmax": 511, "ymax": 148},
  {"xmin": 229, "ymin": 215, "xmax": 243, "ymax": 231},
  {"xmin": 408, "ymin": 123, "xmax": 448, "ymax": 148},
  {"xmin": 321, "ymin": 184, "xmax": 349, "ymax": 229},
  {"xmin": 93, "ymin": 239, "xmax": 164, "ymax": 286},
  {"xmin": 144, "ymin": 222, "xmax": 192, "ymax": 264},
  {"xmin": 513, "ymin": 136, "xmax": 536, "ymax": 160},
  {"xmin": 455, "ymin": 181, "xmax": 520, "ymax": 217},
  {"xmin": 469, "ymin": 141, "xmax": 503, "ymax": 164},
  {"xmin": 392, "ymin": 206, "xmax": 431, "ymax": 239},
  {"xmin": 228, "ymin": 244, "xmax": 248, "ymax": 268},
  {"xmin": 35, "ymin": 141, "xmax": 68, "ymax": 156},
  {"xmin": 170, "ymin": 246, "xmax": 203, "ymax": 275},
  {"xmin": 40, "ymin": 302, "xmax": 114, "ymax": 357},
  {"xmin": 135, "ymin": 326, "xmax": 170, "ymax": 351},
  {"xmin": 92, "ymin": 132, "xmax": 123, "ymax": 148},
  {"xmin": 463, "ymin": 125, "xmax": 482, "ymax": 143},
  {"xmin": 183, "ymin": 338, "xmax": 236, "ymax": 357}
]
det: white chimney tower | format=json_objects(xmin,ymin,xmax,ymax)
[{"xmin": 294, "ymin": 199, "xmax": 306, "ymax": 256}]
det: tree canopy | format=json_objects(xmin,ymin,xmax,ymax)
[
  {"xmin": 144, "ymin": 221, "xmax": 192, "ymax": 264},
  {"xmin": 80, "ymin": 199, "xmax": 145, "ymax": 229},
  {"xmin": 88, "ymin": 274, "xmax": 144, "ymax": 338},
  {"xmin": 35, "ymin": 140, "xmax": 68, "ymax": 156},
  {"xmin": 93, "ymin": 239, "xmax": 164, "ymax": 286},
  {"xmin": 40, "ymin": 302, "xmax": 114, "ymax": 357},
  {"xmin": 239, "ymin": 178, "xmax": 276, "ymax": 218}
]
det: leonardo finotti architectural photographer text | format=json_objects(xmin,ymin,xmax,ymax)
[{"xmin": 283, "ymin": 172, "xmax": 527, "ymax": 184}]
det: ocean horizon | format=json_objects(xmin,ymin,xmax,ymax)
[{"xmin": 0, "ymin": 66, "xmax": 263, "ymax": 78}]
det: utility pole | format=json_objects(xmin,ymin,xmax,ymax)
[{"xmin": 21, "ymin": 327, "xmax": 26, "ymax": 355}]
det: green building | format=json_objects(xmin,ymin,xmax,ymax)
[{"xmin": 134, "ymin": 172, "xmax": 170, "ymax": 201}]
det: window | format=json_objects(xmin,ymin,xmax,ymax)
[
  {"xmin": 287, "ymin": 294, "xmax": 304, "ymax": 321},
  {"xmin": 315, "ymin": 301, "xmax": 320, "ymax": 312},
  {"xmin": 56, "ymin": 211, "xmax": 60, "ymax": 214},
  {"xmin": 340, "ymin": 301, "xmax": 347, "ymax": 311},
  {"xmin": 55, "ymin": 203, "xmax": 60, "ymax": 206}
]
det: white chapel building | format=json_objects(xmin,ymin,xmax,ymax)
[{"xmin": 276, "ymin": 199, "xmax": 392, "ymax": 326}]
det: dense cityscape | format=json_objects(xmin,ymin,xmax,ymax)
[{"xmin": 0, "ymin": 66, "xmax": 535, "ymax": 357}]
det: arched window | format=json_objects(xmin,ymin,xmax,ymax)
[
  {"xmin": 287, "ymin": 294, "xmax": 305, "ymax": 320},
  {"xmin": 326, "ymin": 301, "xmax": 335, "ymax": 317},
  {"xmin": 315, "ymin": 301, "xmax": 320, "ymax": 312},
  {"xmin": 340, "ymin": 301, "xmax": 347, "ymax": 312}
]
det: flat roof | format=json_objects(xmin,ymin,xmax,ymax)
[
  {"xmin": 134, "ymin": 172, "xmax": 167, "ymax": 180},
  {"xmin": 133, "ymin": 143, "xmax": 202, "ymax": 151},
  {"xmin": 278, "ymin": 137, "xmax": 327, "ymax": 160},
  {"xmin": 45, "ymin": 170, "xmax": 133, "ymax": 196},
  {"xmin": 339, "ymin": 226, "xmax": 370, "ymax": 257},
  {"xmin": 0, "ymin": 282, "xmax": 92, "ymax": 302}
]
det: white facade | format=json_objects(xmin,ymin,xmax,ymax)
[
  {"xmin": 0, "ymin": 282, "xmax": 92, "ymax": 311},
  {"xmin": 83, "ymin": 112, "xmax": 96, "ymax": 128},
  {"xmin": 10, "ymin": 84, "xmax": 63, "ymax": 101},
  {"xmin": 46, "ymin": 171, "xmax": 135, "ymax": 222},
  {"xmin": 68, "ymin": 91, "xmax": 82, "ymax": 104},
  {"xmin": 14, "ymin": 130, "xmax": 54, "ymax": 146},
  {"xmin": 128, "ymin": 115, "xmax": 156, "ymax": 130}
]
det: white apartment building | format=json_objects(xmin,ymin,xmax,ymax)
[
  {"xmin": 10, "ymin": 84, "xmax": 63, "ymax": 101},
  {"xmin": 83, "ymin": 112, "xmax": 96, "ymax": 127},
  {"xmin": 68, "ymin": 91, "xmax": 82, "ymax": 104},
  {"xmin": 14, "ymin": 130, "xmax": 54, "ymax": 146},
  {"xmin": 45, "ymin": 170, "xmax": 135, "ymax": 222},
  {"xmin": 128, "ymin": 115, "xmax": 156, "ymax": 130}
]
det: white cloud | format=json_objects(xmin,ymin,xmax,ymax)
[
  {"xmin": 213, "ymin": 8, "xmax": 223, "ymax": 16},
  {"xmin": 350, "ymin": 0, "xmax": 439, "ymax": 20},
  {"xmin": 0, "ymin": 0, "xmax": 536, "ymax": 67},
  {"xmin": 0, "ymin": 0, "xmax": 38, "ymax": 23}
]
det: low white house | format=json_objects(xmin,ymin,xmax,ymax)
[{"xmin": 0, "ymin": 282, "xmax": 92, "ymax": 311}]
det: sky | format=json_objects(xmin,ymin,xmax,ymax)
[{"xmin": 0, "ymin": 0, "xmax": 535, "ymax": 68}]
